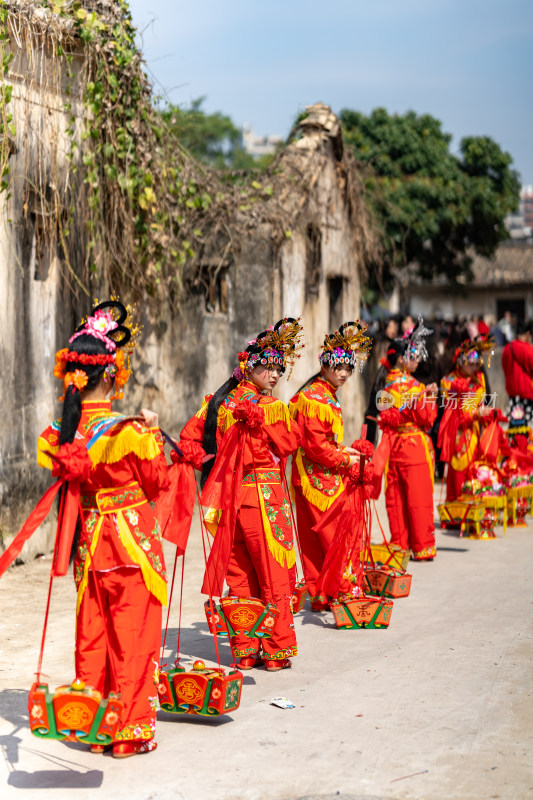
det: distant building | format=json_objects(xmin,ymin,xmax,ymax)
[
  {"xmin": 505, "ymin": 185, "xmax": 533, "ymax": 240},
  {"xmin": 402, "ymin": 241, "xmax": 533, "ymax": 322},
  {"xmin": 241, "ymin": 125, "xmax": 283, "ymax": 158},
  {"xmin": 522, "ymin": 186, "xmax": 533, "ymax": 232}
]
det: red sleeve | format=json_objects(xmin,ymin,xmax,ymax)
[
  {"xmin": 403, "ymin": 398, "xmax": 438, "ymax": 430},
  {"xmin": 129, "ymin": 435, "xmax": 170, "ymax": 502},
  {"xmin": 264, "ymin": 417, "xmax": 301, "ymax": 459},
  {"xmin": 299, "ymin": 414, "xmax": 347, "ymax": 469},
  {"xmin": 179, "ymin": 410, "xmax": 206, "ymax": 448},
  {"xmin": 513, "ymin": 341, "xmax": 533, "ymax": 376}
]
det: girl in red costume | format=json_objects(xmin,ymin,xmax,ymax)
[
  {"xmin": 38, "ymin": 302, "xmax": 170, "ymax": 758},
  {"xmin": 439, "ymin": 337, "xmax": 494, "ymax": 501},
  {"xmin": 377, "ymin": 320, "xmax": 438, "ymax": 560},
  {"xmin": 289, "ymin": 322, "xmax": 371, "ymax": 610},
  {"xmin": 180, "ymin": 319, "xmax": 303, "ymax": 672}
]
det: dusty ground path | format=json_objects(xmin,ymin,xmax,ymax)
[{"xmin": 0, "ymin": 494, "xmax": 532, "ymax": 800}]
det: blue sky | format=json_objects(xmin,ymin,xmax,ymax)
[{"xmin": 128, "ymin": 0, "xmax": 533, "ymax": 185}]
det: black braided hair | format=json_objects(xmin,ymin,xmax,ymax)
[{"xmin": 382, "ymin": 338, "xmax": 408, "ymax": 370}]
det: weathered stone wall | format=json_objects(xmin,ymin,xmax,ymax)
[
  {"xmin": 0, "ymin": 33, "xmax": 85, "ymax": 560},
  {"xmin": 275, "ymin": 137, "xmax": 365, "ymax": 441}
]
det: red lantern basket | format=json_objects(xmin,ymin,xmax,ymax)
[
  {"xmin": 28, "ymin": 679, "xmax": 123, "ymax": 744},
  {"xmin": 204, "ymin": 596, "xmax": 279, "ymax": 638},
  {"xmin": 157, "ymin": 661, "xmax": 242, "ymax": 717},
  {"xmin": 363, "ymin": 567, "xmax": 412, "ymax": 598},
  {"xmin": 331, "ymin": 596, "xmax": 393, "ymax": 629}
]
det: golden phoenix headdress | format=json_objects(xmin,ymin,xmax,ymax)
[
  {"xmin": 236, "ymin": 317, "xmax": 305, "ymax": 379},
  {"xmin": 320, "ymin": 320, "xmax": 372, "ymax": 370}
]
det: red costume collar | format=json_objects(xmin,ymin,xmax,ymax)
[
  {"xmin": 81, "ymin": 399, "xmax": 112, "ymax": 413},
  {"xmin": 455, "ymin": 368, "xmax": 482, "ymax": 387},
  {"xmin": 315, "ymin": 375, "xmax": 338, "ymax": 397},
  {"xmin": 239, "ymin": 379, "xmax": 261, "ymax": 396}
]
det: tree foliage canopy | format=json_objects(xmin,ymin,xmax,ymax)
[
  {"xmin": 340, "ymin": 108, "xmax": 521, "ymax": 288},
  {"xmin": 160, "ymin": 97, "xmax": 273, "ymax": 170}
]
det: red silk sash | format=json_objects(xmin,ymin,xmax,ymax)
[
  {"xmin": 0, "ymin": 480, "xmax": 63, "ymax": 578},
  {"xmin": 200, "ymin": 423, "xmax": 245, "ymax": 597}
]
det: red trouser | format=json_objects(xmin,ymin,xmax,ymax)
[
  {"xmin": 446, "ymin": 465, "xmax": 467, "ymax": 502},
  {"xmin": 293, "ymin": 490, "xmax": 336, "ymax": 601},
  {"xmin": 385, "ymin": 460, "xmax": 436, "ymax": 559},
  {"xmin": 75, "ymin": 567, "xmax": 161, "ymax": 742},
  {"xmin": 226, "ymin": 504, "xmax": 297, "ymax": 660}
]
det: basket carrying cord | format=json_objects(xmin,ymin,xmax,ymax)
[
  {"xmin": 159, "ymin": 473, "xmax": 225, "ymax": 671},
  {"xmin": 36, "ymin": 488, "xmax": 120, "ymax": 691}
]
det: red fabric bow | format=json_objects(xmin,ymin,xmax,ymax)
[
  {"xmin": 351, "ymin": 438, "xmax": 375, "ymax": 458},
  {"xmin": 170, "ymin": 439, "xmax": 206, "ymax": 472},
  {"xmin": 378, "ymin": 407, "xmax": 402, "ymax": 431},
  {"xmin": 233, "ymin": 399, "xmax": 265, "ymax": 428},
  {"xmin": 51, "ymin": 440, "xmax": 93, "ymax": 483}
]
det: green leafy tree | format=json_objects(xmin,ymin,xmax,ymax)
[
  {"xmin": 160, "ymin": 97, "xmax": 270, "ymax": 170},
  {"xmin": 340, "ymin": 108, "xmax": 521, "ymax": 289}
]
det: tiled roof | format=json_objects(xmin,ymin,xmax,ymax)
[
  {"xmin": 405, "ymin": 242, "xmax": 533, "ymax": 288},
  {"xmin": 468, "ymin": 242, "xmax": 533, "ymax": 286}
]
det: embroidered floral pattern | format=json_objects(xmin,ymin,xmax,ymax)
[
  {"xmin": 413, "ymin": 546, "xmax": 436, "ymax": 560},
  {"xmin": 125, "ymin": 508, "xmax": 139, "ymax": 526},
  {"xmin": 115, "ymin": 720, "xmax": 155, "ymax": 741},
  {"xmin": 265, "ymin": 646, "xmax": 297, "ymax": 659},
  {"xmin": 260, "ymin": 486, "xmax": 293, "ymax": 551},
  {"xmin": 303, "ymin": 455, "xmax": 340, "ymax": 496},
  {"xmin": 85, "ymin": 512, "xmax": 98, "ymax": 533},
  {"xmin": 148, "ymin": 552, "xmax": 164, "ymax": 576},
  {"xmin": 233, "ymin": 645, "xmax": 261, "ymax": 657}
]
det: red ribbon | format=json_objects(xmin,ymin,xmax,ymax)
[
  {"xmin": 199, "ymin": 422, "xmax": 245, "ymax": 597},
  {"xmin": 155, "ymin": 461, "xmax": 196, "ymax": 553},
  {"xmin": 0, "ymin": 480, "xmax": 63, "ymax": 578}
]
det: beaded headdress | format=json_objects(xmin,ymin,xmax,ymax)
[
  {"xmin": 54, "ymin": 299, "xmax": 141, "ymax": 400},
  {"xmin": 402, "ymin": 316, "xmax": 432, "ymax": 362},
  {"xmin": 454, "ymin": 335, "xmax": 495, "ymax": 368},
  {"xmin": 234, "ymin": 317, "xmax": 305, "ymax": 380},
  {"xmin": 319, "ymin": 321, "xmax": 372, "ymax": 372}
]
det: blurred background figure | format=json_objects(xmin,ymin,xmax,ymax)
[
  {"xmin": 497, "ymin": 310, "xmax": 516, "ymax": 343},
  {"xmin": 502, "ymin": 320, "xmax": 533, "ymax": 446}
]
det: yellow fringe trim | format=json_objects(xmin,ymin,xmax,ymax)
[
  {"xmin": 294, "ymin": 448, "xmax": 344, "ymax": 511},
  {"xmin": 218, "ymin": 406, "xmax": 237, "ymax": 434},
  {"xmin": 114, "ymin": 511, "xmax": 167, "ymax": 606},
  {"xmin": 289, "ymin": 393, "xmax": 343, "ymax": 442},
  {"xmin": 261, "ymin": 399, "xmax": 291, "ymax": 431},
  {"xmin": 213, "ymin": 396, "xmax": 291, "ymax": 436},
  {"xmin": 76, "ymin": 516, "xmax": 104, "ymax": 616},
  {"xmin": 195, "ymin": 396, "xmax": 211, "ymax": 421},
  {"xmin": 88, "ymin": 425, "xmax": 161, "ymax": 467},
  {"xmin": 256, "ymin": 485, "xmax": 296, "ymax": 569},
  {"xmin": 76, "ymin": 513, "xmax": 167, "ymax": 615},
  {"xmin": 37, "ymin": 437, "xmax": 59, "ymax": 470}
]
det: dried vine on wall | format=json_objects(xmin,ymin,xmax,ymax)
[{"xmin": 0, "ymin": 1, "xmax": 379, "ymax": 307}]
